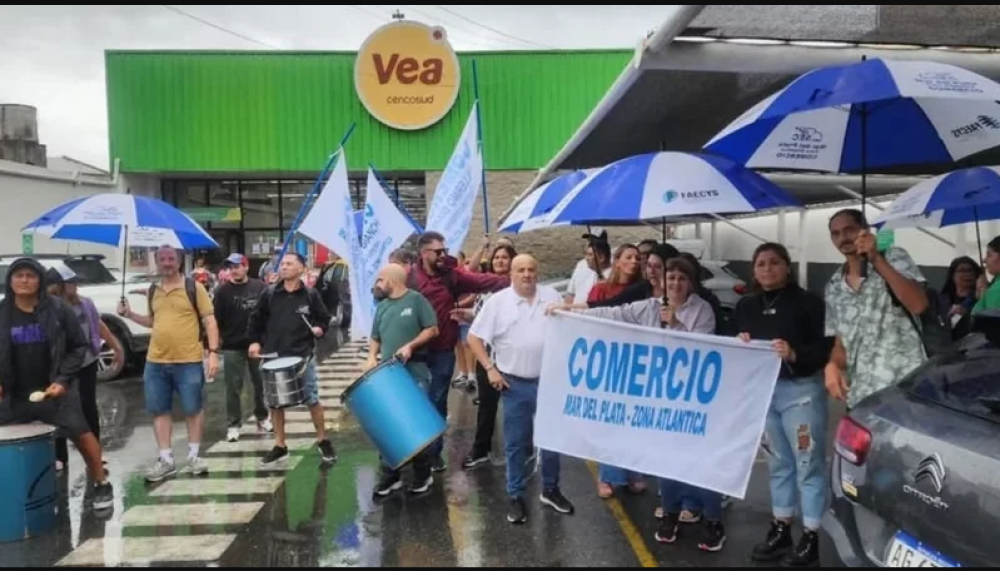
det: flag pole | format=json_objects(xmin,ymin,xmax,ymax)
[
  {"xmin": 278, "ymin": 122, "xmax": 357, "ymax": 262},
  {"xmin": 369, "ymin": 162, "xmax": 425, "ymax": 234},
  {"xmin": 473, "ymin": 60, "xmax": 490, "ymax": 234}
]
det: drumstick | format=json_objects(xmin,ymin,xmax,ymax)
[{"xmin": 301, "ymin": 315, "xmax": 313, "ymax": 331}]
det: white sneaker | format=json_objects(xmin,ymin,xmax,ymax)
[
  {"xmin": 188, "ymin": 457, "xmax": 209, "ymax": 476},
  {"xmin": 227, "ymin": 427, "xmax": 241, "ymax": 443},
  {"xmin": 257, "ymin": 419, "xmax": 274, "ymax": 434}
]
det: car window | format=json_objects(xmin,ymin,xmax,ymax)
[
  {"xmin": 909, "ymin": 348, "xmax": 1000, "ymax": 424},
  {"xmin": 64, "ymin": 259, "xmax": 117, "ymax": 285},
  {"xmin": 699, "ymin": 267, "xmax": 713, "ymax": 281},
  {"xmin": 721, "ymin": 265, "xmax": 742, "ymax": 280}
]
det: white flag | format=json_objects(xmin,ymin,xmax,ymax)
[
  {"xmin": 426, "ymin": 102, "xmax": 483, "ymax": 252},
  {"xmin": 352, "ymin": 169, "xmax": 420, "ymax": 338},
  {"xmin": 297, "ymin": 150, "xmax": 367, "ymax": 340},
  {"xmin": 298, "ymin": 150, "xmax": 355, "ymax": 260}
]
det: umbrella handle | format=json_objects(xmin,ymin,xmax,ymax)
[{"xmin": 121, "ymin": 224, "xmax": 129, "ymax": 301}]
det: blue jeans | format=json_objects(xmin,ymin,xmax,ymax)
[
  {"xmin": 599, "ymin": 464, "xmax": 643, "ymax": 487},
  {"xmin": 660, "ymin": 478, "xmax": 723, "ymax": 522},
  {"xmin": 766, "ymin": 377, "xmax": 829, "ymax": 530},
  {"xmin": 426, "ymin": 350, "xmax": 457, "ymax": 459},
  {"xmin": 144, "ymin": 362, "xmax": 205, "ymax": 416},
  {"xmin": 502, "ymin": 374, "xmax": 561, "ymax": 499}
]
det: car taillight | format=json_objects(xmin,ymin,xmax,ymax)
[
  {"xmin": 733, "ymin": 284, "xmax": 747, "ymax": 295},
  {"xmin": 835, "ymin": 417, "xmax": 872, "ymax": 465}
]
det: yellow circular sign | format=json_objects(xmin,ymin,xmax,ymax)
[{"xmin": 355, "ymin": 21, "xmax": 462, "ymax": 131}]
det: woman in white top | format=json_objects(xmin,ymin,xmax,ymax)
[{"xmin": 551, "ymin": 255, "xmax": 726, "ymax": 552}]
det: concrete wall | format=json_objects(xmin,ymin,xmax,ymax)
[
  {"xmin": 426, "ymin": 170, "xmax": 663, "ymax": 279},
  {"xmin": 0, "ymin": 166, "xmax": 118, "ymax": 258}
]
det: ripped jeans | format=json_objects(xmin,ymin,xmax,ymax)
[{"xmin": 764, "ymin": 376, "xmax": 829, "ymax": 531}]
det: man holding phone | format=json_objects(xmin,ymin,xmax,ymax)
[
  {"xmin": 366, "ymin": 263, "xmax": 439, "ymax": 497},
  {"xmin": 823, "ymin": 209, "xmax": 928, "ymax": 409}
]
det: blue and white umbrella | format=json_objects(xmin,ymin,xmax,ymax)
[
  {"xmin": 876, "ymin": 167, "xmax": 1000, "ymax": 229},
  {"xmin": 24, "ymin": 194, "xmax": 218, "ymax": 250},
  {"xmin": 705, "ymin": 58, "xmax": 1000, "ymax": 174},
  {"xmin": 499, "ymin": 170, "xmax": 592, "ymax": 233},
  {"xmin": 546, "ymin": 152, "xmax": 802, "ymax": 226}
]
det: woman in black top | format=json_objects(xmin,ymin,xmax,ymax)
[{"xmin": 736, "ymin": 243, "xmax": 832, "ymax": 568}]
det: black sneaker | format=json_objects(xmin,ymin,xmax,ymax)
[
  {"xmin": 462, "ymin": 453, "xmax": 491, "ymax": 470},
  {"xmin": 698, "ymin": 521, "xmax": 727, "ymax": 553},
  {"xmin": 318, "ymin": 440, "xmax": 338, "ymax": 465},
  {"xmin": 655, "ymin": 513, "xmax": 680, "ymax": 544},
  {"xmin": 410, "ymin": 474, "xmax": 434, "ymax": 495},
  {"xmin": 782, "ymin": 530, "xmax": 819, "ymax": 567},
  {"xmin": 540, "ymin": 488, "xmax": 575, "ymax": 515},
  {"xmin": 507, "ymin": 498, "xmax": 528, "ymax": 525},
  {"xmin": 752, "ymin": 520, "xmax": 794, "ymax": 562},
  {"xmin": 92, "ymin": 482, "xmax": 115, "ymax": 512},
  {"xmin": 431, "ymin": 456, "xmax": 448, "ymax": 473},
  {"xmin": 262, "ymin": 446, "xmax": 289, "ymax": 466},
  {"xmin": 374, "ymin": 474, "xmax": 403, "ymax": 497}
]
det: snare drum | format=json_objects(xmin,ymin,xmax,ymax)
[
  {"xmin": 261, "ymin": 356, "xmax": 309, "ymax": 409},
  {"xmin": 0, "ymin": 423, "xmax": 57, "ymax": 543}
]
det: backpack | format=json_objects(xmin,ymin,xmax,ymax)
[
  {"xmin": 148, "ymin": 278, "xmax": 207, "ymax": 345},
  {"xmin": 889, "ymin": 283, "xmax": 952, "ymax": 359}
]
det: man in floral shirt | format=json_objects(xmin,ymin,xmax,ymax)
[{"xmin": 824, "ymin": 209, "xmax": 929, "ymax": 408}]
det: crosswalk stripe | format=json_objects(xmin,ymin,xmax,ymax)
[
  {"xmin": 206, "ymin": 438, "xmax": 315, "ymax": 454},
  {"xmin": 122, "ymin": 502, "xmax": 265, "ymax": 527},
  {"xmin": 57, "ymin": 535, "xmax": 239, "ymax": 567},
  {"xmin": 198, "ymin": 456, "xmax": 304, "ymax": 473},
  {"xmin": 240, "ymin": 422, "xmax": 316, "ymax": 436},
  {"xmin": 151, "ymin": 477, "xmax": 285, "ymax": 498}
]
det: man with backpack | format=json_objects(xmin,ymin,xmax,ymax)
[
  {"xmin": 408, "ymin": 232, "xmax": 509, "ymax": 472},
  {"xmin": 318, "ymin": 252, "xmax": 351, "ymax": 329},
  {"xmin": 118, "ymin": 245, "xmax": 221, "ymax": 483}
]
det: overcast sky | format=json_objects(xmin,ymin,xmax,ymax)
[{"xmin": 0, "ymin": 5, "xmax": 669, "ymax": 169}]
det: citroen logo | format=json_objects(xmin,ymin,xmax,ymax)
[{"xmin": 914, "ymin": 454, "xmax": 946, "ymax": 494}]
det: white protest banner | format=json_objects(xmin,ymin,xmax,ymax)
[
  {"xmin": 535, "ymin": 312, "xmax": 781, "ymax": 499},
  {"xmin": 297, "ymin": 150, "xmax": 367, "ymax": 340},
  {"xmin": 353, "ymin": 169, "xmax": 421, "ymax": 336},
  {"xmin": 425, "ymin": 102, "xmax": 483, "ymax": 252}
]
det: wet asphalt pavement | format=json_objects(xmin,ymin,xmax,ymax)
[{"xmin": 0, "ymin": 331, "xmax": 842, "ymax": 568}]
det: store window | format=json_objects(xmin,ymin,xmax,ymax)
[
  {"xmin": 207, "ymin": 181, "xmax": 241, "ymax": 230},
  {"xmin": 241, "ymin": 181, "xmax": 282, "ymax": 230},
  {"xmin": 281, "ymin": 181, "xmax": 312, "ymax": 229}
]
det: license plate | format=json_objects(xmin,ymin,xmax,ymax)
[{"xmin": 886, "ymin": 531, "xmax": 960, "ymax": 568}]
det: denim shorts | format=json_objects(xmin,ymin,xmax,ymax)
[
  {"xmin": 299, "ymin": 360, "xmax": 321, "ymax": 408},
  {"xmin": 144, "ymin": 362, "xmax": 206, "ymax": 416},
  {"xmin": 459, "ymin": 324, "xmax": 471, "ymax": 342}
]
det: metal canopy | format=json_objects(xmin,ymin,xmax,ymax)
[{"xmin": 503, "ymin": 4, "xmax": 1000, "ymax": 222}]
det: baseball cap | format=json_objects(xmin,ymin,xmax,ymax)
[
  {"xmin": 224, "ymin": 253, "xmax": 248, "ymax": 266},
  {"xmin": 582, "ymin": 227, "xmax": 608, "ymax": 242},
  {"xmin": 45, "ymin": 265, "xmax": 80, "ymax": 286}
]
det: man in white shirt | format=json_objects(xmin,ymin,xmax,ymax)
[{"xmin": 468, "ymin": 254, "xmax": 575, "ymax": 526}]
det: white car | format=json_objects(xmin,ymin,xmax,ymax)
[{"xmin": 0, "ymin": 254, "xmax": 153, "ymax": 382}]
